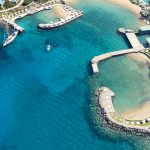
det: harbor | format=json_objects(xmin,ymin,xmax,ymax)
[
  {"xmin": 38, "ymin": 4, "xmax": 83, "ymax": 29},
  {"xmin": 0, "ymin": 0, "xmax": 83, "ymax": 46}
]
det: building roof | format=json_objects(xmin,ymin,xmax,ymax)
[
  {"xmin": 146, "ymin": 37, "xmax": 150, "ymax": 44},
  {"xmin": 140, "ymin": 25, "xmax": 150, "ymax": 31}
]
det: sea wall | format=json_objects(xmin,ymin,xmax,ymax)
[{"xmin": 94, "ymin": 91, "xmax": 150, "ymax": 137}]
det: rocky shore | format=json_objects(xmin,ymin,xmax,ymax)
[{"xmin": 94, "ymin": 91, "xmax": 150, "ymax": 137}]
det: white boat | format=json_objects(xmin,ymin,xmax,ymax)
[
  {"xmin": 3, "ymin": 31, "xmax": 18, "ymax": 47},
  {"xmin": 47, "ymin": 44, "xmax": 51, "ymax": 51}
]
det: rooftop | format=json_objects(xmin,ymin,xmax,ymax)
[{"xmin": 140, "ymin": 25, "xmax": 150, "ymax": 31}]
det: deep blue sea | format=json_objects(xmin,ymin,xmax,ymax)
[{"xmin": 0, "ymin": 0, "xmax": 150, "ymax": 150}]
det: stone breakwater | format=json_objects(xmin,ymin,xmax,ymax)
[{"xmin": 94, "ymin": 88, "xmax": 150, "ymax": 137}]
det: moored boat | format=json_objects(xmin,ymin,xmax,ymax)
[
  {"xmin": 47, "ymin": 44, "xmax": 51, "ymax": 51},
  {"xmin": 3, "ymin": 31, "xmax": 18, "ymax": 47}
]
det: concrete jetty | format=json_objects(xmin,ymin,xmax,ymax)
[
  {"xmin": 2, "ymin": 19, "xmax": 24, "ymax": 32},
  {"xmin": 7, "ymin": 21, "xmax": 24, "ymax": 32},
  {"xmin": 91, "ymin": 28, "xmax": 145, "ymax": 73},
  {"xmin": 126, "ymin": 33, "xmax": 144, "ymax": 49},
  {"xmin": 91, "ymin": 48, "xmax": 135, "ymax": 73}
]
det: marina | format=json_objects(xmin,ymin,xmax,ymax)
[
  {"xmin": 0, "ymin": 0, "xmax": 83, "ymax": 46},
  {"xmin": 38, "ymin": 4, "xmax": 83, "ymax": 29}
]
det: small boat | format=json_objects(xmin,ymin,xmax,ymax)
[
  {"xmin": 47, "ymin": 44, "xmax": 51, "ymax": 51},
  {"xmin": 3, "ymin": 31, "xmax": 18, "ymax": 47}
]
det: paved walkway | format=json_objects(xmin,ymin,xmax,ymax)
[{"xmin": 91, "ymin": 48, "xmax": 137, "ymax": 73}]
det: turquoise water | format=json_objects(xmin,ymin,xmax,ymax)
[
  {"xmin": 92, "ymin": 55, "xmax": 150, "ymax": 113},
  {"xmin": 0, "ymin": 28, "xmax": 4, "ymax": 44},
  {"xmin": 0, "ymin": 0, "xmax": 149, "ymax": 150},
  {"xmin": 144, "ymin": 0, "xmax": 149, "ymax": 3}
]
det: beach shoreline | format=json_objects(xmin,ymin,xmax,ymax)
[
  {"xmin": 53, "ymin": 4, "xmax": 69, "ymax": 18},
  {"xmin": 123, "ymin": 101, "xmax": 150, "ymax": 120},
  {"xmin": 127, "ymin": 52, "xmax": 150, "ymax": 64},
  {"xmin": 105, "ymin": 0, "xmax": 141, "ymax": 17},
  {"xmin": 66, "ymin": 0, "xmax": 146, "ymax": 25},
  {"xmin": 105, "ymin": 0, "xmax": 147, "ymax": 25}
]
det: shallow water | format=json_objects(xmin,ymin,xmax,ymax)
[
  {"xmin": 92, "ymin": 55, "xmax": 150, "ymax": 113},
  {"xmin": 0, "ymin": 0, "xmax": 149, "ymax": 150}
]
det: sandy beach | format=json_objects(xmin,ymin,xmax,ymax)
[
  {"xmin": 65, "ymin": 0, "xmax": 78, "ymax": 4},
  {"xmin": 105, "ymin": 0, "xmax": 141, "ymax": 17},
  {"xmin": 66, "ymin": 0, "xmax": 141, "ymax": 17},
  {"xmin": 53, "ymin": 4, "xmax": 69, "ymax": 18},
  {"xmin": 123, "ymin": 101, "xmax": 150, "ymax": 120},
  {"xmin": 127, "ymin": 53, "xmax": 150, "ymax": 64}
]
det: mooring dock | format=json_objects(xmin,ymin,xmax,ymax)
[
  {"xmin": 7, "ymin": 21, "xmax": 24, "ymax": 32},
  {"xmin": 3, "ymin": 19, "xmax": 24, "ymax": 32},
  {"xmin": 91, "ymin": 29, "xmax": 145, "ymax": 73},
  {"xmin": 126, "ymin": 33, "xmax": 144, "ymax": 49},
  {"xmin": 91, "ymin": 48, "xmax": 136, "ymax": 73}
]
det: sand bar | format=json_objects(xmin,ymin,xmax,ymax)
[
  {"xmin": 53, "ymin": 4, "xmax": 68, "ymax": 18},
  {"xmin": 127, "ymin": 52, "xmax": 150, "ymax": 64},
  {"xmin": 123, "ymin": 101, "xmax": 150, "ymax": 120},
  {"xmin": 105, "ymin": 0, "xmax": 141, "ymax": 17}
]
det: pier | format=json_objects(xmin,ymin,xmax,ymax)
[
  {"xmin": 91, "ymin": 29, "xmax": 145, "ymax": 73},
  {"xmin": 5, "ymin": 20, "xmax": 24, "ymax": 32},
  {"xmin": 91, "ymin": 48, "xmax": 135, "ymax": 73},
  {"xmin": 126, "ymin": 33, "xmax": 144, "ymax": 49}
]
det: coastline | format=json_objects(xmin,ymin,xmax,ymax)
[
  {"xmin": 66, "ymin": 0, "xmax": 146, "ymax": 25},
  {"xmin": 105, "ymin": 0, "xmax": 141, "ymax": 17},
  {"xmin": 53, "ymin": 4, "xmax": 68, "ymax": 18},
  {"xmin": 66, "ymin": 0, "xmax": 141, "ymax": 17},
  {"xmin": 123, "ymin": 101, "xmax": 150, "ymax": 120},
  {"xmin": 105, "ymin": 0, "xmax": 147, "ymax": 25},
  {"xmin": 95, "ymin": 87, "xmax": 150, "ymax": 136}
]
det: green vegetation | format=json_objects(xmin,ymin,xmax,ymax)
[
  {"xmin": 145, "ymin": 49, "xmax": 150, "ymax": 56},
  {"xmin": 22, "ymin": 0, "xmax": 50, "ymax": 6},
  {"xmin": 3, "ymin": 0, "xmax": 16, "ymax": 9},
  {"xmin": 35, "ymin": 0, "xmax": 49, "ymax": 3},
  {"xmin": 22, "ymin": 0, "xmax": 33, "ymax": 6},
  {"xmin": 110, "ymin": 112, "xmax": 124, "ymax": 123},
  {"xmin": 0, "ymin": 6, "xmax": 3, "ymax": 10}
]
